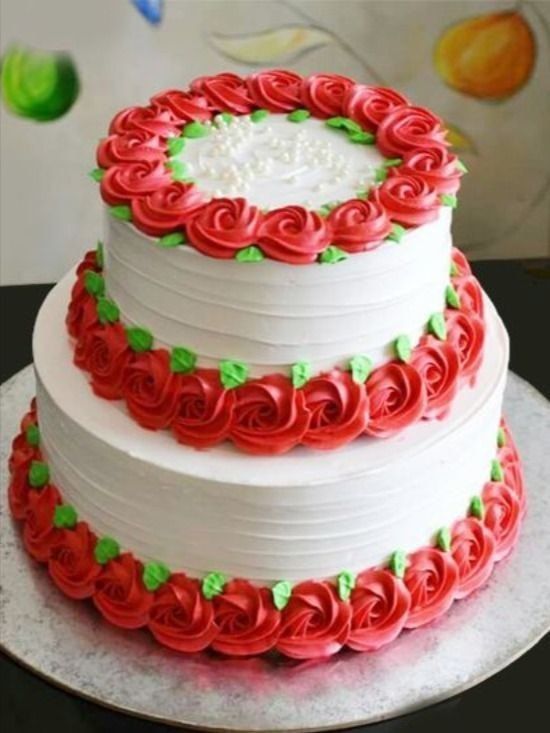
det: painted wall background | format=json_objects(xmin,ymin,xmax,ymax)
[{"xmin": 1, "ymin": 0, "xmax": 549, "ymax": 285}]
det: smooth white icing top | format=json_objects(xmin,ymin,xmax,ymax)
[
  {"xmin": 104, "ymin": 208, "xmax": 452, "ymax": 375},
  {"xmin": 178, "ymin": 114, "xmax": 385, "ymax": 208},
  {"xmin": 34, "ymin": 271, "xmax": 509, "ymax": 584}
]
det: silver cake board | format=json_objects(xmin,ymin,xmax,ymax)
[{"xmin": 1, "ymin": 366, "xmax": 549, "ymax": 732}]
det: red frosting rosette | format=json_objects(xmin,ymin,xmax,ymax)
[
  {"xmin": 8, "ymin": 464, "xmax": 33, "ymax": 520},
  {"xmin": 150, "ymin": 89, "xmax": 211, "ymax": 123},
  {"xmin": 96, "ymin": 130, "xmax": 165, "ymax": 169},
  {"xmin": 48, "ymin": 523, "xmax": 102, "ymax": 600},
  {"xmin": 23, "ymin": 485, "xmax": 62, "ymax": 563},
  {"xmin": 120, "ymin": 349, "xmax": 182, "ymax": 431},
  {"xmin": 74, "ymin": 322, "xmax": 134, "ymax": 401},
  {"xmin": 148, "ymin": 574, "xmax": 218, "ymax": 653},
  {"xmin": 348, "ymin": 568, "xmax": 411, "ymax": 652},
  {"xmin": 378, "ymin": 171, "xmax": 440, "ymax": 227},
  {"xmin": 445, "ymin": 309, "xmax": 485, "ymax": 383},
  {"xmin": 401, "ymin": 144, "xmax": 462, "ymax": 195},
  {"xmin": 108, "ymin": 105, "xmax": 180, "ymax": 138},
  {"xmin": 403, "ymin": 547, "xmax": 459, "ymax": 628},
  {"xmin": 75, "ymin": 249, "xmax": 101, "ymax": 277},
  {"xmin": 453, "ymin": 275, "xmax": 485, "ymax": 318},
  {"xmin": 327, "ymin": 192, "xmax": 392, "ymax": 252},
  {"xmin": 498, "ymin": 445, "xmax": 525, "ymax": 511},
  {"xmin": 212, "ymin": 579, "xmax": 280, "ymax": 656},
  {"xmin": 377, "ymin": 106, "xmax": 448, "ymax": 157},
  {"xmin": 451, "ymin": 247, "xmax": 472, "ymax": 276},
  {"xmin": 276, "ymin": 580, "xmax": 351, "ymax": 659},
  {"xmin": 8, "ymin": 431, "xmax": 40, "ymax": 475},
  {"xmin": 301, "ymin": 370, "xmax": 370, "ymax": 449},
  {"xmin": 482, "ymin": 482, "xmax": 521, "ymax": 561},
  {"xmin": 93, "ymin": 553, "xmax": 153, "ymax": 629},
  {"xmin": 365, "ymin": 362, "xmax": 427, "ymax": 438},
  {"xmin": 131, "ymin": 182, "xmax": 206, "ymax": 237},
  {"xmin": 190, "ymin": 73, "xmax": 253, "ymax": 114},
  {"xmin": 186, "ymin": 198, "xmax": 261, "ymax": 259},
  {"xmin": 451, "ymin": 517, "xmax": 496, "ymax": 600},
  {"xmin": 247, "ymin": 69, "xmax": 302, "ymax": 112},
  {"xmin": 410, "ymin": 335, "xmax": 461, "ymax": 420},
  {"xmin": 100, "ymin": 160, "xmax": 172, "ymax": 206},
  {"xmin": 344, "ymin": 85, "xmax": 409, "ymax": 132},
  {"xmin": 66, "ymin": 276, "xmax": 99, "ymax": 341},
  {"xmin": 230, "ymin": 374, "xmax": 310, "ymax": 455},
  {"xmin": 171, "ymin": 369, "xmax": 236, "ymax": 449},
  {"xmin": 257, "ymin": 206, "xmax": 330, "ymax": 264},
  {"xmin": 300, "ymin": 73, "xmax": 354, "ymax": 118}
]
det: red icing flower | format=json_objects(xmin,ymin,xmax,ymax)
[
  {"xmin": 75, "ymin": 250, "xmax": 101, "ymax": 276},
  {"xmin": 403, "ymin": 547, "xmax": 459, "ymax": 628},
  {"xmin": 276, "ymin": 580, "xmax": 351, "ymax": 659},
  {"xmin": 300, "ymin": 73, "xmax": 354, "ymax": 118},
  {"xmin": 171, "ymin": 369, "xmax": 235, "ymax": 449},
  {"xmin": 377, "ymin": 106, "xmax": 448, "ymax": 157},
  {"xmin": 453, "ymin": 275, "xmax": 484, "ymax": 318},
  {"xmin": 131, "ymin": 182, "xmax": 206, "ymax": 238},
  {"xmin": 344, "ymin": 85, "xmax": 409, "ymax": 132},
  {"xmin": 212, "ymin": 579, "xmax": 280, "ymax": 656},
  {"xmin": 66, "ymin": 277, "xmax": 98, "ymax": 341},
  {"xmin": 108, "ymin": 105, "xmax": 180, "ymax": 138},
  {"xmin": 150, "ymin": 89, "xmax": 211, "ymax": 123},
  {"xmin": 93, "ymin": 553, "xmax": 153, "ymax": 629},
  {"xmin": 149, "ymin": 573, "xmax": 218, "ymax": 653},
  {"xmin": 327, "ymin": 192, "xmax": 392, "ymax": 252},
  {"xmin": 445, "ymin": 310, "xmax": 485, "ymax": 383},
  {"xmin": 190, "ymin": 73, "xmax": 253, "ymax": 114},
  {"xmin": 23, "ymin": 485, "xmax": 62, "ymax": 563},
  {"xmin": 348, "ymin": 568, "xmax": 411, "ymax": 652},
  {"xmin": 231, "ymin": 375, "xmax": 310, "ymax": 455},
  {"xmin": 48, "ymin": 523, "xmax": 102, "ymax": 600},
  {"xmin": 186, "ymin": 198, "xmax": 261, "ymax": 259},
  {"xmin": 75, "ymin": 323, "xmax": 133, "ymax": 400},
  {"xmin": 96, "ymin": 130, "xmax": 165, "ymax": 169},
  {"xmin": 410, "ymin": 335, "xmax": 461, "ymax": 419},
  {"xmin": 482, "ymin": 482, "xmax": 521, "ymax": 561},
  {"xmin": 247, "ymin": 69, "xmax": 303, "ymax": 112},
  {"xmin": 257, "ymin": 206, "xmax": 330, "ymax": 264},
  {"xmin": 451, "ymin": 247, "xmax": 472, "ymax": 276},
  {"xmin": 451, "ymin": 517, "xmax": 496, "ymax": 600},
  {"xmin": 401, "ymin": 144, "xmax": 462, "ymax": 195},
  {"xmin": 378, "ymin": 172, "xmax": 440, "ymax": 227},
  {"xmin": 365, "ymin": 362, "xmax": 426, "ymax": 438},
  {"xmin": 9, "ymin": 431, "xmax": 40, "ymax": 475},
  {"xmin": 100, "ymin": 160, "xmax": 172, "ymax": 206},
  {"xmin": 499, "ymin": 445, "xmax": 525, "ymax": 511},
  {"xmin": 302, "ymin": 370, "xmax": 369, "ymax": 449},
  {"xmin": 8, "ymin": 465, "xmax": 33, "ymax": 520},
  {"xmin": 120, "ymin": 349, "xmax": 182, "ymax": 430}
]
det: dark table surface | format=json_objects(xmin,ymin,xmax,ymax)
[{"xmin": 1, "ymin": 260, "xmax": 549, "ymax": 732}]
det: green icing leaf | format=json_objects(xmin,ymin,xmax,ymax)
[
  {"xmin": 170, "ymin": 346, "xmax": 197, "ymax": 374},
  {"xmin": 25, "ymin": 424, "xmax": 40, "ymax": 446},
  {"xmin": 436, "ymin": 527, "xmax": 451, "ymax": 552},
  {"xmin": 349, "ymin": 355, "xmax": 373, "ymax": 384},
  {"xmin": 143, "ymin": 562, "xmax": 171, "ymax": 591},
  {"xmin": 441, "ymin": 193, "xmax": 458, "ymax": 208},
  {"xmin": 235, "ymin": 245, "xmax": 264, "ymax": 262},
  {"xmin": 456, "ymin": 159, "xmax": 468, "ymax": 174},
  {"xmin": 386, "ymin": 223, "xmax": 406, "ymax": 243},
  {"xmin": 220, "ymin": 112, "xmax": 234, "ymax": 124},
  {"xmin": 53, "ymin": 504, "xmax": 78, "ymax": 529},
  {"xmin": 394, "ymin": 334, "xmax": 412, "ymax": 362},
  {"xmin": 389, "ymin": 550, "xmax": 407, "ymax": 579},
  {"xmin": 319, "ymin": 246, "xmax": 348, "ymax": 264},
  {"xmin": 272, "ymin": 580, "xmax": 292, "ymax": 610},
  {"xmin": 84, "ymin": 270, "xmax": 105, "ymax": 298},
  {"xmin": 159, "ymin": 232, "xmax": 185, "ymax": 247},
  {"xmin": 428, "ymin": 312, "xmax": 447, "ymax": 341},
  {"xmin": 88, "ymin": 167, "xmax": 105, "ymax": 182},
  {"xmin": 325, "ymin": 116, "xmax": 346, "ymax": 129},
  {"xmin": 109, "ymin": 205, "xmax": 132, "ymax": 221},
  {"xmin": 220, "ymin": 360, "xmax": 249, "ymax": 389},
  {"xmin": 250, "ymin": 108, "xmax": 269, "ymax": 123},
  {"xmin": 374, "ymin": 167, "xmax": 388, "ymax": 184},
  {"xmin": 470, "ymin": 495, "xmax": 485, "ymax": 519},
  {"xmin": 450, "ymin": 260, "xmax": 459, "ymax": 277},
  {"xmin": 183, "ymin": 120, "xmax": 209, "ymax": 138},
  {"xmin": 356, "ymin": 189, "xmax": 369, "ymax": 200},
  {"xmin": 491, "ymin": 458, "xmax": 504, "ymax": 482},
  {"xmin": 126, "ymin": 326, "xmax": 153, "ymax": 353},
  {"xmin": 167, "ymin": 136, "xmax": 186, "ymax": 156},
  {"xmin": 497, "ymin": 426, "xmax": 507, "ymax": 448},
  {"xmin": 96, "ymin": 241, "xmax": 104, "ymax": 270},
  {"xmin": 348, "ymin": 130, "xmax": 375, "ymax": 145},
  {"xmin": 287, "ymin": 108, "xmax": 311, "ymax": 122},
  {"xmin": 326, "ymin": 116, "xmax": 362, "ymax": 133},
  {"xmin": 337, "ymin": 570, "xmax": 356, "ymax": 602},
  {"xmin": 291, "ymin": 361, "xmax": 311, "ymax": 388},
  {"xmin": 383, "ymin": 157, "xmax": 403, "ymax": 168},
  {"xmin": 202, "ymin": 571, "xmax": 225, "ymax": 600},
  {"xmin": 445, "ymin": 284, "xmax": 461, "ymax": 309},
  {"xmin": 96, "ymin": 297, "xmax": 120, "ymax": 325},
  {"xmin": 166, "ymin": 159, "xmax": 189, "ymax": 181},
  {"xmin": 28, "ymin": 460, "xmax": 49, "ymax": 488},
  {"xmin": 94, "ymin": 536, "xmax": 120, "ymax": 565}
]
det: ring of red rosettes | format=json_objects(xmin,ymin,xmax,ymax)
[
  {"xmin": 8, "ymin": 403, "xmax": 525, "ymax": 660},
  {"xmin": 97, "ymin": 70, "xmax": 464, "ymax": 265},
  {"xmin": 67, "ymin": 246, "xmax": 486, "ymax": 454}
]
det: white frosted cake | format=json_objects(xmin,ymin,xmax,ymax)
[{"xmin": 8, "ymin": 70, "xmax": 524, "ymax": 659}]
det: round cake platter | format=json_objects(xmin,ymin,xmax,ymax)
[{"xmin": 1, "ymin": 366, "xmax": 549, "ymax": 732}]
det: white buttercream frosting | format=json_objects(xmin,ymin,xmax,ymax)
[{"xmin": 33, "ymin": 270, "xmax": 508, "ymax": 584}]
